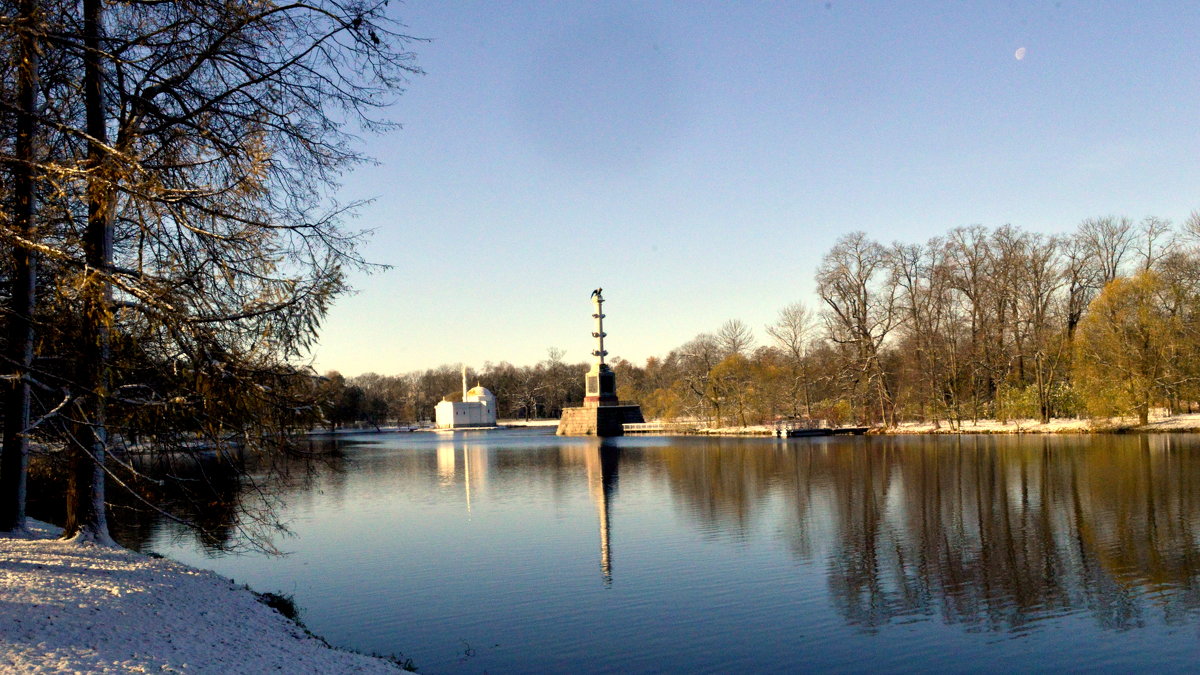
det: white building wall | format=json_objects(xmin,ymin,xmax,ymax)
[
  {"xmin": 435, "ymin": 398, "xmax": 496, "ymax": 428},
  {"xmin": 434, "ymin": 400, "xmax": 456, "ymax": 429}
]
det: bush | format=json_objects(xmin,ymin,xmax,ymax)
[
  {"xmin": 1047, "ymin": 382, "xmax": 1085, "ymax": 418},
  {"xmin": 256, "ymin": 591, "xmax": 302, "ymax": 624},
  {"xmin": 995, "ymin": 385, "xmax": 1039, "ymax": 422}
]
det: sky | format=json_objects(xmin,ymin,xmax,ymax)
[{"xmin": 309, "ymin": 0, "xmax": 1200, "ymax": 377}]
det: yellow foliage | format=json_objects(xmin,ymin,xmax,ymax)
[
  {"xmin": 1074, "ymin": 272, "xmax": 1179, "ymax": 424},
  {"xmin": 642, "ymin": 387, "xmax": 683, "ymax": 420}
]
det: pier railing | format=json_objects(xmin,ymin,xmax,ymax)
[{"xmin": 623, "ymin": 422, "xmax": 699, "ymax": 434}]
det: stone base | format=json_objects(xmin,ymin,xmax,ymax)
[{"xmin": 556, "ymin": 404, "xmax": 645, "ymax": 437}]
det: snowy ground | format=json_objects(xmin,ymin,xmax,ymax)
[
  {"xmin": 0, "ymin": 521, "xmax": 401, "ymax": 674},
  {"xmin": 499, "ymin": 419, "xmax": 560, "ymax": 427},
  {"xmin": 890, "ymin": 417, "xmax": 1093, "ymax": 434},
  {"xmin": 660, "ymin": 411, "xmax": 1200, "ymax": 436},
  {"xmin": 890, "ymin": 411, "xmax": 1200, "ymax": 434}
]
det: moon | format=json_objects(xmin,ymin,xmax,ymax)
[{"xmin": 1015, "ymin": 47, "xmax": 1027, "ymax": 61}]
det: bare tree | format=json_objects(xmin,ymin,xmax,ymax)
[
  {"xmin": 1135, "ymin": 215, "xmax": 1175, "ymax": 272},
  {"xmin": 765, "ymin": 302, "xmax": 815, "ymax": 418},
  {"xmin": 817, "ymin": 232, "xmax": 898, "ymax": 426},
  {"xmin": 889, "ymin": 238, "xmax": 959, "ymax": 426},
  {"xmin": 1014, "ymin": 233, "xmax": 1066, "ymax": 422},
  {"xmin": 717, "ymin": 319, "xmax": 754, "ymax": 357},
  {"xmin": 1183, "ymin": 210, "xmax": 1200, "ymax": 243},
  {"xmin": 676, "ymin": 333, "xmax": 721, "ymax": 424},
  {"xmin": 1062, "ymin": 234, "xmax": 1099, "ymax": 342},
  {"xmin": 1077, "ymin": 215, "xmax": 1135, "ymax": 284},
  {"xmin": 944, "ymin": 225, "xmax": 1004, "ymax": 422},
  {"xmin": 62, "ymin": 0, "xmax": 116, "ymax": 544},
  {"xmin": 0, "ymin": 0, "xmax": 39, "ymax": 532}
]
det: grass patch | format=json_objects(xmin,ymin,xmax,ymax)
[
  {"xmin": 373, "ymin": 652, "xmax": 418, "ymax": 672},
  {"xmin": 255, "ymin": 591, "xmax": 303, "ymax": 624},
  {"xmin": 253, "ymin": 590, "xmax": 417, "ymax": 671}
]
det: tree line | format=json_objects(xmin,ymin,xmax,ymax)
[
  {"xmin": 0, "ymin": 0, "xmax": 420, "ymax": 544},
  {"xmin": 618, "ymin": 214, "xmax": 1200, "ymax": 428},
  {"xmin": 319, "ymin": 348, "xmax": 590, "ymax": 428},
  {"xmin": 331, "ymin": 214, "xmax": 1200, "ymax": 430}
]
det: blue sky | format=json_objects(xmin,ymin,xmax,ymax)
[{"xmin": 311, "ymin": 1, "xmax": 1200, "ymax": 376}]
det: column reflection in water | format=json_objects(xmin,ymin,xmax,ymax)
[{"xmin": 583, "ymin": 442, "xmax": 621, "ymax": 586}]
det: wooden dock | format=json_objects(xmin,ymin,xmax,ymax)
[
  {"xmin": 781, "ymin": 426, "xmax": 869, "ymax": 437},
  {"xmin": 621, "ymin": 423, "xmax": 870, "ymax": 437},
  {"xmin": 623, "ymin": 422, "xmax": 701, "ymax": 435}
]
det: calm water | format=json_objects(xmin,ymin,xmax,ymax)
[{"xmin": 131, "ymin": 430, "xmax": 1200, "ymax": 673}]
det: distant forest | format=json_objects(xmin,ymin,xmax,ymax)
[{"xmin": 325, "ymin": 213, "xmax": 1200, "ymax": 429}]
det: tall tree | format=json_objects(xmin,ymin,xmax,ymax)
[
  {"xmin": 0, "ymin": 0, "xmax": 39, "ymax": 532},
  {"xmin": 63, "ymin": 0, "xmax": 115, "ymax": 543},
  {"xmin": 765, "ymin": 301, "xmax": 815, "ymax": 418},
  {"xmin": 708, "ymin": 353, "xmax": 754, "ymax": 426},
  {"xmin": 816, "ymin": 232, "xmax": 898, "ymax": 426},
  {"xmin": 0, "ymin": 0, "xmax": 421, "ymax": 544},
  {"xmin": 1016, "ymin": 233, "xmax": 1067, "ymax": 422},
  {"xmin": 1077, "ymin": 215, "xmax": 1135, "ymax": 285},
  {"xmin": 676, "ymin": 333, "xmax": 721, "ymax": 424},
  {"xmin": 1074, "ymin": 272, "xmax": 1178, "ymax": 425},
  {"xmin": 888, "ymin": 238, "xmax": 958, "ymax": 425},
  {"xmin": 717, "ymin": 319, "xmax": 754, "ymax": 357},
  {"xmin": 1061, "ymin": 233, "xmax": 1098, "ymax": 342},
  {"xmin": 1135, "ymin": 216, "xmax": 1175, "ymax": 272},
  {"xmin": 944, "ymin": 225, "xmax": 994, "ymax": 421}
]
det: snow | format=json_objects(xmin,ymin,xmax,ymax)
[
  {"xmin": 0, "ymin": 520, "xmax": 401, "ymax": 674},
  {"xmin": 645, "ymin": 411, "xmax": 1200, "ymax": 436},
  {"xmin": 891, "ymin": 418, "xmax": 1092, "ymax": 434},
  {"xmin": 891, "ymin": 411, "xmax": 1200, "ymax": 434},
  {"xmin": 1130, "ymin": 412, "xmax": 1200, "ymax": 432},
  {"xmin": 696, "ymin": 425, "xmax": 775, "ymax": 435},
  {"xmin": 499, "ymin": 419, "xmax": 560, "ymax": 428}
]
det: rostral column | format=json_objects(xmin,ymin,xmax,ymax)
[
  {"xmin": 556, "ymin": 288, "xmax": 645, "ymax": 437},
  {"xmin": 585, "ymin": 288, "xmax": 619, "ymax": 406}
]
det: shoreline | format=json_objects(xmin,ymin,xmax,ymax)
[
  {"xmin": 644, "ymin": 412, "xmax": 1200, "ymax": 437},
  {"xmin": 303, "ymin": 414, "xmax": 1200, "ymax": 438},
  {"xmin": 0, "ymin": 521, "xmax": 404, "ymax": 674}
]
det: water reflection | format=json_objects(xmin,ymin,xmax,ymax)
[
  {"xmin": 36, "ymin": 448, "xmax": 334, "ymax": 555},
  {"xmin": 586, "ymin": 444, "xmax": 620, "ymax": 586},
  {"xmin": 436, "ymin": 442, "xmax": 489, "ymax": 515},
  {"xmin": 132, "ymin": 431, "xmax": 1200, "ymax": 647},
  {"xmin": 645, "ymin": 434, "xmax": 1200, "ymax": 633},
  {"xmin": 825, "ymin": 435, "xmax": 1200, "ymax": 632}
]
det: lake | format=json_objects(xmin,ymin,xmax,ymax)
[{"xmin": 127, "ymin": 429, "xmax": 1200, "ymax": 673}]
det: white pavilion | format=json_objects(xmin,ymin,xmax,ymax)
[{"xmin": 435, "ymin": 366, "xmax": 497, "ymax": 428}]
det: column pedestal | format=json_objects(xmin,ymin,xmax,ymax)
[{"xmin": 556, "ymin": 401, "xmax": 645, "ymax": 437}]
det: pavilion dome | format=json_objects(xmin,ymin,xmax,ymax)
[{"xmin": 466, "ymin": 386, "xmax": 494, "ymax": 399}]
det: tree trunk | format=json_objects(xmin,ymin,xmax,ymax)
[
  {"xmin": 802, "ymin": 370, "xmax": 812, "ymax": 419},
  {"xmin": 0, "ymin": 0, "xmax": 39, "ymax": 533},
  {"xmin": 64, "ymin": 0, "xmax": 114, "ymax": 545}
]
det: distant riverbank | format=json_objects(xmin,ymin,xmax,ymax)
[
  {"xmin": 662, "ymin": 412, "xmax": 1200, "ymax": 436},
  {"xmin": 303, "ymin": 413, "xmax": 1200, "ymax": 438},
  {"xmin": 0, "ymin": 521, "xmax": 404, "ymax": 674},
  {"xmin": 887, "ymin": 412, "xmax": 1200, "ymax": 434}
]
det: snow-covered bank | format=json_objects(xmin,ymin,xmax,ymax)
[
  {"xmin": 634, "ymin": 412, "xmax": 1200, "ymax": 436},
  {"xmin": 0, "ymin": 521, "xmax": 401, "ymax": 674},
  {"xmin": 889, "ymin": 412, "xmax": 1200, "ymax": 434}
]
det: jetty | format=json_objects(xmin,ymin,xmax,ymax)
[{"xmin": 621, "ymin": 422, "xmax": 869, "ymax": 437}]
